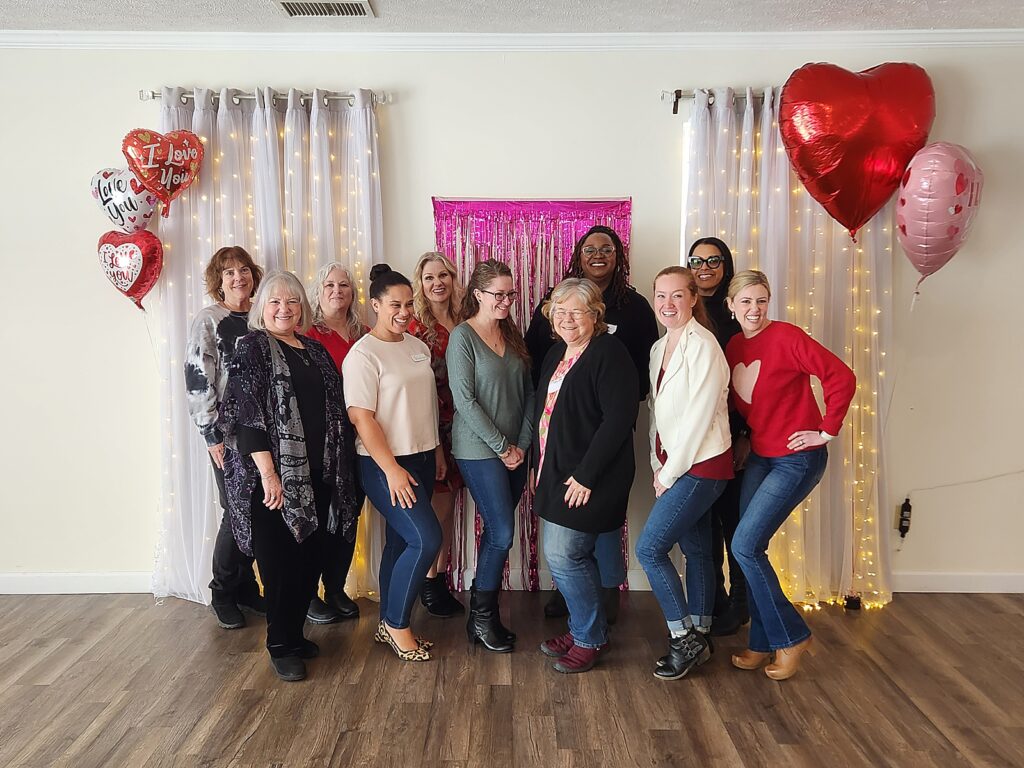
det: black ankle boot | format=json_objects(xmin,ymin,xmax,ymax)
[
  {"xmin": 654, "ymin": 630, "xmax": 710, "ymax": 680},
  {"xmin": 543, "ymin": 590, "xmax": 569, "ymax": 618},
  {"xmin": 467, "ymin": 584, "xmax": 514, "ymax": 653},
  {"xmin": 711, "ymin": 592, "xmax": 750, "ymax": 637},
  {"xmin": 420, "ymin": 574, "xmax": 465, "ymax": 617},
  {"xmin": 603, "ymin": 587, "xmax": 620, "ymax": 626}
]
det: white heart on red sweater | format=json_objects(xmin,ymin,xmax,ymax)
[
  {"xmin": 99, "ymin": 242, "xmax": 143, "ymax": 292},
  {"xmin": 732, "ymin": 360, "xmax": 761, "ymax": 404}
]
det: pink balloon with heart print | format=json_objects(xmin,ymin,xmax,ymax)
[
  {"xmin": 90, "ymin": 167, "xmax": 159, "ymax": 234},
  {"xmin": 896, "ymin": 142, "xmax": 983, "ymax": 286}
]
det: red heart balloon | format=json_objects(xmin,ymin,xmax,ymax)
[
  {"xmin": 97, "ymin": 230, "xmax": 164, "ymax": 310},
  {"xmin": 121, "ymin": 128, "xmax": 204, "ymax": 217},
  {"xmin": 779, "ymin": 62, "xmax": 935, "ymax": 239}
]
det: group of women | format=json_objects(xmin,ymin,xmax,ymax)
[{"xmin": 185, "ymin": 227, "xmax": 855, "ymax": 683}]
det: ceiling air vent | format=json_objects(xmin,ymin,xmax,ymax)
[{"xmin": 279, "ymin": 2, "xmax": 375, "ymax": 18}]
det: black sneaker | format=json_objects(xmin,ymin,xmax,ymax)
[
  {"xmin": 270, "ymin": 655, "xmax": 306, "ymax": 682},
  {"xmin": 210, "ymin": 601, "xmax": 245, "ymax": 630},
  {"xmin": 236, "ymin": 582, "xmax": 267, "ymax": 616},
  {"xmin": 325, "ymin": 591, "xmax": 360, "ymax": 619},
  {"xmin": 306, "ymin": 596, "xmax": 343, "ymax": 625}
]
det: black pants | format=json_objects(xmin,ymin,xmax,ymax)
[
  {"xmin": 317, "ymin": 488, "xmax": 362, "ymax": 597},
  {"xmin": 251, "ymin": 483, "xmax": 330, "ymax": 657},
  {"xmin": 710, "ymin": 470, "xmax": 746, "ymax": 611},
  {"xmin": 209, "ymin": 458, "xmax": 258, "ymax": 601}
]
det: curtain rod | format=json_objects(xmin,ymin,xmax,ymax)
[
  {"xmin": 138, "ymin": 89, "xmax": 391, "ymax": 107},
  {"xmin": 661, "ymin": 88, "xmax": 768, "ymax": 115}
]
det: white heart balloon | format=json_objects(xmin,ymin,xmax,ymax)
[
  {"xmin": 98, "ymin": 242, "xmax": 143, "ymax": 292},
  {"xmin": 90, "ymin": 167, "xmax": 158, "ymax": 233}
]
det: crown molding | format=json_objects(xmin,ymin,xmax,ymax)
[{"xmin": 2, "ymin": 28, "xmax": 1024, "ymax": 52}]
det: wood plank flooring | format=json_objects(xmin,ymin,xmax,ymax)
[{"xmin": 0, "ymin": 591, "xmax": 1022, "ymax": 768}]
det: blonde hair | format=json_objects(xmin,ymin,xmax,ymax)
[
  {"xmin": 542, "ymin": 277, "xmax": 608, "ymax": 339},
  {"xmin": 728, "ymin": 269, "xmax": 772, "ymax": 301},
  {"xmin": 308, "ymin": 262, "xmax": 365, "ymax": 341},
  {"xmin": 412, "ymin": 251, "xmax": 464, "ymax": 346},
  {"xmin": 248, "ymin": 270, "xmax": 313, "ymax": 335}
]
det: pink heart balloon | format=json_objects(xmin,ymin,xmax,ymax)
[{"xmin": 896, "ymin": 143, "xmax": 984, "ymax": 286}]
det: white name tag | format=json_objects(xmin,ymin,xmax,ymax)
[
  {"xmin": 607, "ymin": 323, "xmax": 618, "ymax": 334},
  {"xmin": 412, "ymin": 353, "xmax": 429, "ymax": 362}
]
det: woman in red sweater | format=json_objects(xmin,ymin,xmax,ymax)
[{"xmin": 725, "ymin": 270, "xmax": 855, "ymax": 681}]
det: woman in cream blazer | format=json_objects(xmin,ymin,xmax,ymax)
[{"xmin": 636, "ymin": 266, "xmax": 733, "ymax": 681}]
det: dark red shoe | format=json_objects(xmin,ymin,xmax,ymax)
[
  {"xmin": 539, "ymin": 632, "xmax": 575, "ymax": 658},
  {"xmin": 552, "ymin": 642, "xmax": 606, "ymax": 673}
]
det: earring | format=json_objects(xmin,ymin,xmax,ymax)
[{"xmin": 731, "ymin": 311, "xmax": 735, "ymax": 320}]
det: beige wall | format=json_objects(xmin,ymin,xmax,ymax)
[{"xmin": 1, "ymin": 42, "xmax": 1021, "ymax": 590}]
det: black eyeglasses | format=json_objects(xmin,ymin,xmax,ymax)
[
  {"xmin": 688, "ymin": 255, "xmax": 724, "ymax": 269},
  {"xmin": 478, "ymin": 289, "xmax": 518, "ymax": 303}
]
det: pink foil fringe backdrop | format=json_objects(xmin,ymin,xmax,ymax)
[{"xmin": 433, "ymin": 198, "xmax": 632, "ymax": 592}]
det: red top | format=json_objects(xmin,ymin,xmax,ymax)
[
  {"xmin": 725, "ymin": 321, "xmax": 856, "ymax": 458},
  {"xmin": 655, "ymin": 368, "xmax": 734, "ymax": 481},
  {"xmin": 408, "ymin": 317, "xmax": 463, "ymax": 492},
  {"xmin": 306, "ymin": 324, "xmax": 366, "ymax": 373}
]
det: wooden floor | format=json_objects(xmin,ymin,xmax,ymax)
[{"xmin": 0, "ymin": 592, "xmax": 1022, "ymax": 768}]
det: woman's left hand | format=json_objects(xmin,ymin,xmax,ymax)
[
  {"xmin": 653, "ymin": 476, "xmax": 668, "ymax": 498},
  {"xmin": 435, "ymin": 445, "xmax": 447, "ymax": 482},
  {"xmin": 563, "ymin": 476, "xmax": 592, "ymax": 508},
  {"xmin": 787, "ymin": 430, "xmax": 826, "ymax": 452}
]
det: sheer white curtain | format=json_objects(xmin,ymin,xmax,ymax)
[
  {"xmin": 683, "ymin": 87, "xmax": 893, "ymax": 606},
  {"xmin": 151, "ymin": 86, "xmax": 384, "ymax": 604}
]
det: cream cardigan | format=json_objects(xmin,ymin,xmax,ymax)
[{"xmin": 648, "ymin": 317, "xmax": 732, "ymax": 488}]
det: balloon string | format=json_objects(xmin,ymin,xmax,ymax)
[{"xmin": 910, "ymin": 276, "xmax": 925, "ymax": 312}]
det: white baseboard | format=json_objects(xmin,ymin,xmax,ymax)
[
  {"xmin": 892, "ymin": 571, "xmax": 1024, "ymax": 593},
  {"xmin": 0, "ymin": 572, "xmax": 152, "ymax": 595}
]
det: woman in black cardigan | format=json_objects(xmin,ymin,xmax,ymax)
[{"xmin": 532, "ymin": 278, "xmax": 639, "ymax": 674}]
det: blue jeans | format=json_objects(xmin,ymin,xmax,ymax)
[
  {"xmin": 732, "ymin": 448, "xmax": 828, "ymax": 652},
  {"xmin": 543, "ymin": 522, "xmax": 607, "ymax": 648},
  {"xmin": 457, "ymin": 458, "xmax": 527, "ymax": 591},
  {"xmin": 358, "ymin": 452, "xmax": 441, "ymax": 630},
  {"xmin": 594, "ymin": 527, "xmax": 627, "ymax": 588},
  {"xmin": 635, "ymin": 474, "xmax": 728, "ymax": 629}
]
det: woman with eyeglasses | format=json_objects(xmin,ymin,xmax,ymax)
[
  {"xmin": 525, "ymin": 225, "xmax": 658, "ymax": 623},
  {"xmin": 446, "ymin": 259, "xmax": 534, "ymax": 652},
  {"xmin": 409, "ymin": 252, "xmax": 467, "ymax": 618},
  {"xmin": 532, "ymin": 278, "xmax": 639, "ymax": 673},
  {"xmin": 687, "ymin": 237, "xmax": 750, "ymax": 638},
  {"xmin": 725, "ymin": 270, "xmax": 855, "ymax": 680}
]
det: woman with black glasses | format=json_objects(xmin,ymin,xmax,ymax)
[{"xmin": 524, "ymin": 226, "xmax": 658, "ymax": 622}]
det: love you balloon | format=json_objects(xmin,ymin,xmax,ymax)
[
  {"xmin": 97, "ymin": 230, "xmax": 164, "ymax": 310},
  {"xmin": 896, "ymin": 142, "xmax": 983, "ymax": 287},
  {"xmin": 121, "ymin": 129, "xmax": 204, "ymax": 216},
  {"xmin": 90, "ymin": 168, "xmax": 157, "ymax": 233},
  {"xmin": 779, "ymin": 62, "xmax": 936, "ymax": 239}
]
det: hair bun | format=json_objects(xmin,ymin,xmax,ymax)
[{"xmin": 369, "ymin": 263, "xmax": 393, "ymax": 282}]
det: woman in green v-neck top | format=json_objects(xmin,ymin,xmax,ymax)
[{"xmin": 446, "ymin": 259, "xmax": 535, "ymax": 654}]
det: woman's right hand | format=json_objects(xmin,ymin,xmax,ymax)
[
  {"xmin": 208, "ymin": 442, "xmax": 225, "ymax": 470},
  {"xmin": 261, "ymin": 472, "xmax": 284, "ymax": 510},
  {"xmin": 385, "ymin": 466, "xmax": 419, "ymax": 509},
  {"xmin": 502, "ymin": 445, "xmax": 524, "ymax": 469}
]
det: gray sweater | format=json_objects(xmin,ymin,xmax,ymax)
[{"xmin": 446, "ymin": 322, "xmax": 535, "ymax": 460}]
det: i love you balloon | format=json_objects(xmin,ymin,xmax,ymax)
[
  {"xmin": 97, "ymin": 230, "xmax": 164, "ymax": 310},
  {"xmin": 780, "ymin": 62, "xmax": 935, "ymax": 239},
  {"xmin": 121, "ymin": 129, "xmax": 204, "ymax": 216},
  {"xmin": 896, "ymin": 142, "xmax": 983, "ymax": 285},
  {"xmin": 90, "ymin": 168, "xmax": 157, "ymax": 233}
]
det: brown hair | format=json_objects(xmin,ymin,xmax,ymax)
[
  {"xmin": 541, "ymin": 278, "xmax": 609, "ymax": 339},
  {"xmin": 204, "ymin": 246, "xmax": 263, "ymax": 303},
  {"xmin": 412, "ymin": 251, "xmax": 464, "ymax": 348},
  {"xmin": 654, "ymin": 266, "xmax": 714, "ymax": 333},
  {"xmin": 461, "ymin": 259, "xmax": 531, "ymax": 363}
]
